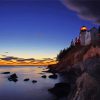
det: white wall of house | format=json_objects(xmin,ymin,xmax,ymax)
[
  {"xmin": 85, "ymin": 31, "xmax": 91, "ymax": 45},
  {"xmin": 80, "ymin": 31, "xmax": 86, "ymax": 46}
]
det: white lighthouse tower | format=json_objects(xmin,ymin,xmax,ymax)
[{"xmin": 80, "ymin": 26, "xmax": 88, "ymax": 46}]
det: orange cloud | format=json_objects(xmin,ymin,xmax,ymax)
[{"xmin": 0, "ymin": 56, "xmax": 58, "ymax": 66}]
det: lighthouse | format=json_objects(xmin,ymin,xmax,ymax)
[{"xmin": 80, "ymin": 26, "xmax": 88, "ymax": 46}]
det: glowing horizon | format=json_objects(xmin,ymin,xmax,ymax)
[{"xmin": 0, "ymin": 54, "xmax": 57, "ymax": 66}]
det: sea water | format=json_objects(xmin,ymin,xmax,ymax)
[{"xmin": 0, "ymin": 66, "xmax": 61, "ymax": 100}]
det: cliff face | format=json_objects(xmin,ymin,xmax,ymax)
[
  {"xmin": 83, "ymin": 45, "xmax": 100, "ymax": 61},
  {"xmin": 50, "ymin": 44, "xmax": 100, "ymax": 73},
  {"xmin": 68, "ymin": 57, "xmax": 100, "ymax": 100},
  {"xmin": 49, "ymin": 44, "xmax": 100, "ymax": 100}
]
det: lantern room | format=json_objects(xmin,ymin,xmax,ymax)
[{"xmin": 80, "ymin": 26, "xmax": 87, "ymax": 31}]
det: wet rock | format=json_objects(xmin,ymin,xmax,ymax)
[
  {"xmin": 2, "ymin": 72, "xmax": 10, "ymax": 74},
  {"xmin": 8, "ymin": 77, "xmax": 18, "ymax": 82},
  {"xmin": 49, "ymin": 74, "xmax": 57, "ymax": 79},
  {"xmin": 47, "ymin": 64, "xmax": 57, "ymax": 73},
  {"xmin": 24, "ymin": 78, "xmax": 29, "ymax": 81},
  {"xmin": 48, "ymin": 83, "xmax": 71, "ymax": 98},
  {"xmin": 32, "ymin": 80, "xmax": 37, "ymax": 83},
  {"xmin": 41, "ymin": 75, "xmax": 47, "ymax": 78},
  {"xmin": 8, "ymin": 73, "xmax": 18, "ymax": 82},
  {"xmin": 9, "ymin": 73, "xmax": 18, "ymax": 78}
]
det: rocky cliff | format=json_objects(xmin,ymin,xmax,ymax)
[
  {"xmin": 48, "ymin": 44, "xmax": 100, "ymax": 100},
  {"xmin": 68, "ymin": 57, "xmax": 100, "ymax": 100},
  {"xmin": 49, "ymin": 44, "xmax": 100, "ymax": 72}
]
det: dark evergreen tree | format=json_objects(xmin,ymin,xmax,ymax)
[{"xmin": 57, "ymin": 47, "xmax": 72, "ymax": 61}]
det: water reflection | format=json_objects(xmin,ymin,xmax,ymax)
[{"xmin": 0, "ymin": 66, "xmax": 60, "ymax": 100}]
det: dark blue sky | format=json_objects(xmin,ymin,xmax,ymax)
[{"xmin": 0, "ymin": 0, "xmax": 96, "ymax": 59}]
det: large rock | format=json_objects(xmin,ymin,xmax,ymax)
[
  {"xmin": 24, "ymin": 78, "xmax": 29, "ymax": 81},
  {"xmin": 2, "ymin": 72, "xmax": 10, "ymax": 74},
  {"xmin": 41, "ymin": 75, "xmax": 47, "ymax": 78},
  {"xmin": 69, "ymin": 72, "xmax": 100, "ymax": 100},
  {"xmin": 49, "ymin": 74, "xmax": 58, "ymax": 79},
  {"xmin": 8, "ymin": 73, "xmax": 18, "ymax": 82},
  {"xmin": 48, "ymin": 82, "xmax": 71, "ymax": 98},
  {"xmin": 68, "ymin": 58, "xmax": 100, "ymax": 100},
  {"xmin": 32, "ymin": 80, "xmax": 37, "ymax": 83}
]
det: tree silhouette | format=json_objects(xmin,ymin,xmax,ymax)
[{"xmin": 57, "ymin": 46, "xmax": 73, "ymax": 61}]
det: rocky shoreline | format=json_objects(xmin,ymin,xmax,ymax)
[
  {"xmin": 47, "ymin": 56, "xmax": 100, "ymax": 100},
  {"xmin": 1, "ymin": 56, "xmax": 100, "ymax": 100}
]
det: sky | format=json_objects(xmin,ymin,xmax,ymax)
[{"xmin": 0, "ymin": 0, "xmax": 99, "ymax": 62}]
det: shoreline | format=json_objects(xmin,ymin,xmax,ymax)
[{"xmin": 47, "ymin": 56, "xmax": 100, "ymax": 100}]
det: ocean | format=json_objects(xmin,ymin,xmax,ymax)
[{"xmin": 0, "ymin": 66, "xmax": 61, "ymax": 100}]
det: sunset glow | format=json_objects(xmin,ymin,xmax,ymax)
[{"xmin": 0, "ymin": 57, "xmax": 58, "ymax": 66}]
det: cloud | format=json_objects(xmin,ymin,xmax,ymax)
[
  {"xmin": 0, "ymin": 56, "xmax": 53, "ymax": 62},
  {"xmin": 5, "ymin": 52, "xmax": 8, "ymax": 53},
  {"xmin": 0, "ymin": 55, "xmax": 57, "ymax": 65},
  {"xmin": 25, "ymin": 58, "xmax": 35, "ymax": 61},
  {"xmin": 17, "ymin": 58, "xmax": 35, "ymax": 62},
  {"xmin": 1, "ymin": 55, "xmax": 7, "ymax": 57},
  {"xmin": 1, "ymin": 56, "xmax": 18, "ymax": 61},
  {"xmin": 0, "ymin": 56, "xmax": 35, "ymax": 61},
  {"xmin": 42, "ymin": 58, "xmax": 53, "ymax": 60},
  {"xmin": 62, "ymin": 0, "xmax": 100, "ymax": 24}
]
